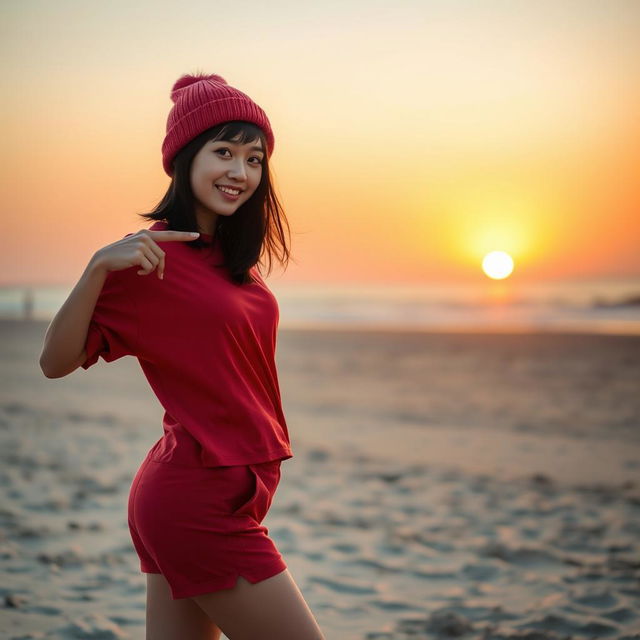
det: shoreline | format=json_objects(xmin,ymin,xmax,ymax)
[{"xmin": 9, "ymin": 316, "xmax": 640, "ymax": 338}]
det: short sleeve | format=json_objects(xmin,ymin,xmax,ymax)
[{"xmin": 81, "ymin": 268, "xmax": 139, "ymax": 370}]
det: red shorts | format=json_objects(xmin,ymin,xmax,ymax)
[{"xmin": 127, "ymin": 440, "xmax": 287, "ymax": 599}]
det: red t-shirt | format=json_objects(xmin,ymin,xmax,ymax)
[{"xmin": 82, "ymin": 220, "xmax": 293, "ymax": 467}]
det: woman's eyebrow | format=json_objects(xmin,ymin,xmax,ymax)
[{"xmin": 211, "ymin": 140, "xmax": 264, "ymax": 153}]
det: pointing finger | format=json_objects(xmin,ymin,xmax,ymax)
[{"xmin": 146, "ymin": 230, "xmax": 200, "ymax": 241}]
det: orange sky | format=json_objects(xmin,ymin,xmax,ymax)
[{"xmin": 1, "ymin": 0, "xmax": 639, "ymax": 287}]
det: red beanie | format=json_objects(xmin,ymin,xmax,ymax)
[{"xmin": 161, "ymin": 72, "xmax": 275, "ymax": 177}]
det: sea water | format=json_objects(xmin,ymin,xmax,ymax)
[{"xmin": 2, "ymin": 277, "xmax": 640, "ymax": 335}]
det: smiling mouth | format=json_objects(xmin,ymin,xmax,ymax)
[{"xmin": 215, "ymin": 185, "xmax": 243, "ymax": 195}]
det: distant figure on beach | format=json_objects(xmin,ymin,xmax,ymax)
[
  {"xmin": 23, "ymin": 287, "xmax": 34, "ymax": 320},
  {"xmin": 39, "ymin": 72, "xmax": 325, "ymax": 639}
]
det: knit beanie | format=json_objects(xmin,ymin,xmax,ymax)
[{"xmin": 161, "ymin": 72, "xmax": 275, "ymax": 177}]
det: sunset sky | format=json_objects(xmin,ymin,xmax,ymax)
[{"xmin": 2, "ymin": 0, "xmax": 639, "ymax": 287}]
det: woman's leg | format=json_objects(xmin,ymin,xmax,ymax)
[
  {"xmin": 190, "ymin": 568, "xmax": 325, "ymax": 640},
  {"xmin": 146, "ymin": 573, "xmax": 222, "ymax": 640}
]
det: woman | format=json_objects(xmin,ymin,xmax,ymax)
[{"xmin": 39, "ymin": 72, "xmax": 325, "ymax": 640}]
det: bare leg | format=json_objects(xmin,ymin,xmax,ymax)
[
  {"xmin": 191, "ymin": 568, "xmax": 325, "ymax": 640},
  {"xmin": 146, "ymin": 573, "xmax": 222, "ymax": 640}
]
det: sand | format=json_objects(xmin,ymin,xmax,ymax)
[{"xmin": 1, "ymin": 319, "xmax": 639, "ymax": 639}]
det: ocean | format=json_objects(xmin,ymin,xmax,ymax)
[{"xmin": 3, "ymin": 277, "xmax": 640, "ymax": 335}]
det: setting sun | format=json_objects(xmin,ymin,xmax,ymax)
[{"xmin": 482, "ymin": 251, "xmax": 514, "ymax": 280}]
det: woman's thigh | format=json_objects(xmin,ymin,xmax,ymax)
[
  {"xmin": 147, "ymin": 573, "xmax": 221, "ymax": 640},
  {"xmin": 190, "ymin": 568, "xmax": 325, "ymax": 640}
]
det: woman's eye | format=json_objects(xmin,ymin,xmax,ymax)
[{"xmin": 214, "ymin": 148, "xmax": 262, "ymax": 164}]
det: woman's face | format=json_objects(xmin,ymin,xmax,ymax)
[{"xmin": 190, "ymin": 135, "xmax": 265, "ymax": 227}]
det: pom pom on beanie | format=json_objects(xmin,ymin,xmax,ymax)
[
  {"xmin": 170, "ymin": 73, "xmax": 227, "ymax": 100},
  {"xmin": 161, "ymin": 72, "xmax": 274, "ymax": 177}
]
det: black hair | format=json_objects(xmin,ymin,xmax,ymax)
[{"xmin": 138, "ymin": 121, "xmax": 291, "ymax": 285}]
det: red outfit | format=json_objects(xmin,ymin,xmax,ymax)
[
  {"xmin": 83, "ymin": 220, "xmax": 291, "ymax": 597},
  {"xmin": 82, "ymin": 219, "xmax": 292, "ymax": 467},
  {"xmin": 128, "ymin": 442, "xmax": 286, "ymax": 599}
]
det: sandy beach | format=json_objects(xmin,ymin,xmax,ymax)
[{"xmin": 1, "ymin": 319, "xmax": 639, "ymax": 639}]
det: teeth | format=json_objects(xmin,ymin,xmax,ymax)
[{"xmin": 217, "ymin": 185, "xmax": 241, "ymax": 195}]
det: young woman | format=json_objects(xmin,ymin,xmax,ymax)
[{"xmin": 40, "ymin": 72, "xmax": 325, "ymax": 640}]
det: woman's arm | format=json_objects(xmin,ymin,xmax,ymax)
[
  {"xmin": 39, "ymin": 253, "xmax": 109, "ymax": 378},
  {"xmin": 39, "ymin": 229, "xmax": 201, "ymax": 378}
]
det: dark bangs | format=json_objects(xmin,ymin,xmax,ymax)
[{"xmin": 210, "ymin": 121, "xmax": 265, "ymax": 148}]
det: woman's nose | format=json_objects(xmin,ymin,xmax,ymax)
[{"xmin": 227, "ymin": 159, "xmax": 247, "ymax": 181}]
